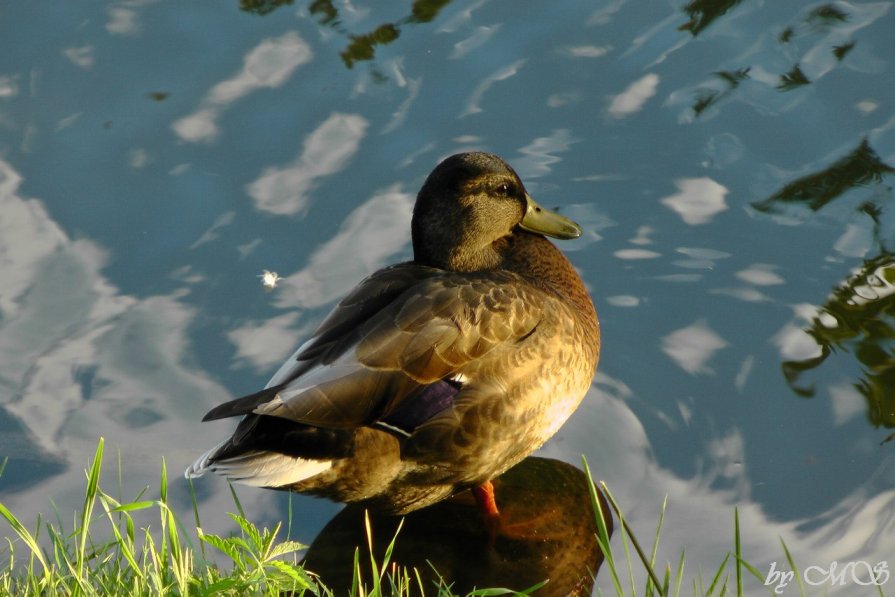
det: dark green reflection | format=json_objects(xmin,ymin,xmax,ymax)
[
  {"xmin": 342, "ymin": 24, "xmax": 401, "ymax": 68},
  {"xmin": 833, "ymin": 41, "xmax": 856, "ymax": 60},
  {"xmin": 240, "ymin": 0, "xmax": 294, "ymax": 16},
  {"xmin": 783, "ymin": 255, "xmax": 895, "ymax": 428},
  {"xmin": 242, "ymin": 0, "xmax": 454, "ymax": 69},
  {"xmin": 806, "ymin": 4, "xmax": 849, "ymax": 26},
  {"xmin": 689, "ymin": 2, "xmax": 860, "ymax": 114},
  {"xmin": 340, "ymin": 0, "xmax": 452, "ymax": 68},
  {"xmin": 777, "ymin": 64, "xmax": 810, "ymax": 91},
  {"xmin": 753, "ymin": 139, "xmax": 895, "ymax": 214},
  {"xmin": 309, "ymin": 0, "xmax": 338, "ymax": 24},
  {"xmin": 693, "ymin": 67, "xmax": 751, "ymax": 116},
  {"xmin": 757, "ymin": 140, "xmax": 895, "ymax": 428},
  {"xmin": 679, "ymin": 0, "xmax": 745, "ymax": 36},
  {"xmin": 302, "ymin": 457, "xmax": 611, "ymax": 594}
]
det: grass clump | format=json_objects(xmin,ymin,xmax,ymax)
[
  {"xmin": 0, "ymin": 439, "xmax": 773, "ymax": 596},
  {"xmin": 582, "ymin": 458, "xmax": 769, "ymax": 597},
  {"xmin": 0, "ymin": 438, "xmax": 315, "ymax": 596}
]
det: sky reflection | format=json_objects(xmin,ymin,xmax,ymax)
[
  {"xmin": 1, "ymin": 0, "xmax": 894, "ymax": 591},
  {"xmin": 246, "ymin": 112, "xmax": 369, "ymax": 215},
  {"xmin": 174, "ymin": 31, "xmax": 314, "ymax": 144}
]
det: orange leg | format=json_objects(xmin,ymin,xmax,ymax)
[
  {"xmin": 472, "ymin": 480, "xmax": 500, "ymax": 517},
  {"xmin": 472, "ymin": 480, "xmax": 501, "ymax": 542}
]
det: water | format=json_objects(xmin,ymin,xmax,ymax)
[{"xmin": 1, "ymin": 1, "xmax": 894, "ymax": 593}]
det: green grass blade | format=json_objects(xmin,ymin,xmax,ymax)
[
  {"xmin": 671, "ymin": 547, "xmax": 685, "ymax": 597},
  {"xmin": 779, "ymin": 538, "xmax": 805, "ymax": 596},
  {"xmin": 734, "ymin": 508, "xmax": 742, "ymax": 597},
  {"xmin": 0, "ymin": 503, "xmax": 49, "ymax": 572},
  {"xmin": 187, "ymin": 476, "xmax": 208, "ymax": 562},
  {"xmin": 228, "ymin": 482, "xmax": 247, "ymax": 519},
  {"xmin": 76, "ymin": 436, "xmax": 105, "ymax": 585},
  {"xmin": 705, "ymin": 552, "xmax": 730, "ymax": 596},
  {"xmin": 104, "ymin": 500, "xmax": 157, "ymax": 513},
  {"xmin": 581, "ymin": 458, "xmax": 622, "ymax": 595},
  {"xmin": 97, "ymin": 493, "xmax": 143, "ymax": 579},
  {"xmin": 646, "ymin": 495, "xmax": 668, "ymax": 597},
  {"xmin": 260, "ymin": 521, "xmax": 281, "ymax": 561},
  {"xmin": 287, "ymin": 492, "xmax": 295, "ymax": 541},
  {"xmin": 351, "ymin": 546, "xmax": 362, "ymax": 595},
  {"xmin": 599, "ymin": 480, "xmax": 666, "ymax": 596},
  {"xmin": 363, "ymin": 510, "xmax": 381, "ymax": 590},
  {"xmin": 381, "ymin": 516, "xmax": 403, "ymax": 573},
  {"xmin": 734, "ymin": 555, "xmax": 764, "ymax": 585}
]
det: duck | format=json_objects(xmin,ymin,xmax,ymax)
[{"xmin": 185, "ymin": 152, "xmax": 600, "ymax": 518}]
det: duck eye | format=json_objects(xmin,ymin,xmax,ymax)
[{"xmin": 494, "ymin": 183, "xmax": 512, "ymax": 196}]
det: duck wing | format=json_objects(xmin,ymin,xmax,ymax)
[
  {"xmin": 201, "ymin": 265, "xmax": 543, "ymax": 435},
  {"xmin": 201, "ymin": 263, "xmax": 437, "ymax": 422}
]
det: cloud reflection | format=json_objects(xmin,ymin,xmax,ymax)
[
  {"xmin": 450, "ymin": 25, "xmax": 501, "ymax": 59},
  {"xmin": 608, "ymin": 73, "xmax": 659, "ymax": 118},
  {"xmin": 736, "ymin": 264, "xmax": 784, "ymax": 286},
  {"xmin": 225, "ymin": 185, "xmax": 413, "ymax": 373},
  {"xmin": 512, "ymin": 129, "xmax": 577, "ymax": 179},
  {"xmin": 566, "ymin": 45, "xmax": 611, "ymax": 58},
  {"xmin": 273, "ymin": 184, "xmax": 413, "ymax": 310},
  {"xmin": 63, "ymin": 46, "xmax": 95, "ymax": 69},
  {"xmin": 106, "ymin": 6, "xmax": 141, "ymax": 36},
  {"xmin": 0, "ymin": 75, "xmax": 19, "ymax": 98},
  {"xmin": 661, "ymin": 177, "xmax": 729, "ymax": 225},
  {"xmin": 380, "ymin": 67, "xmax": 421, "ymax": 134},
  {"xmin": 0, "ymin": 157, "xmax": 264, "ymax": 530},
  {"xmin": 227, "ymin": 311, "xmax": 307, "ymax": 372},
  {"xmin": 661, "ymin": 319, "xmax": 728, "ymax": 374},
  {"xmin": 460, "ymin": 59, "xmax": 526, "ymax": 117},
  {"xmin": 615, "ymin": 248, "xmax": 661, "ymax": 260},
  {"xmin": 190, "ymin": 211, "xmax": 236, "ymax": 249},
  {"xmin": 543, "ymin": 381, "xmax": 895, "ymax": 596},
  {"xmin": 772, "ymin": 304, "xmax": 825, "ymax": 362},
  {"xmin": 246, "ymin": 113, "xmax": 368, "ymax": 216},
  {"xmin": 173, "ymin": 32, "xmax": 313, "ymax": 143}
]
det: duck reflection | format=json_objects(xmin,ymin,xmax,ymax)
[{"xmin": 301, "ymin": 457, "xmax": 611, "ymax": 595}]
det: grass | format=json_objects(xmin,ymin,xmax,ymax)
[
  {"xmin": 0, "ymin": 438, "xmax": 772, "ymax": 596},
  {"xmin": 582, "ymin": 459, "xmax": 770, "ymax": 597}
]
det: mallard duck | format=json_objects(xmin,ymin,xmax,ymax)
[{"xmin": 185, "ymin": 152, "xmax": 600, "ymax": 517}]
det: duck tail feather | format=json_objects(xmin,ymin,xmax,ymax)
[
  {"xmin": 184, "ymin": 438, "xmax": 229, "ymax": 479},
  {"xmin": 202, "ymin": 451, "xmax": 332, "ymax": 488},
  {"xmin": 201, "ymin": 384, "xmax": 286, "ymax": 422}
]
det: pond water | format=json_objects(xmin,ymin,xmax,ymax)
[{"xmin": 2, "ymin": 0, "xmax": 894, "ymax": 593}]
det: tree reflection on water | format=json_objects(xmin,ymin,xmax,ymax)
[
  {"xmin": 240, "ymin": 0, "xmax": 454, "ymax": 70},
  {"xmin": 783, "ymin": 255, "xmax": 895, "ymax": 428},
  {"xmin": 755, "ymin": 139, "xmax": 895, "ymax": 428}
]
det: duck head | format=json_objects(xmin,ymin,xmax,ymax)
[{"xmin": 411, "ymin": 152, "xmax": 581, "ymax": 272}]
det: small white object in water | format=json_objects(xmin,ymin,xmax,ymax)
[{"xmin": 259, "ymin": 270, "xmax": 282, "ymax": 291}]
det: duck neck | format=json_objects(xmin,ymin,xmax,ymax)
[
  {"xmin": 502, "ymin": 232, "xmax": 596, "ymax": 317},
  {"xmin": 413, "ymin": 227, "xmax": 507, "ymax": 272}
]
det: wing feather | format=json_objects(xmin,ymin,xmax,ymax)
[{"xmin": 201, "ymin": 267, "xmax": 545, "ymax": 438}]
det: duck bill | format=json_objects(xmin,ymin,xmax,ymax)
[{"xmin": 518, "ymin": 194, "xmax": 582, "ymax": 240}]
